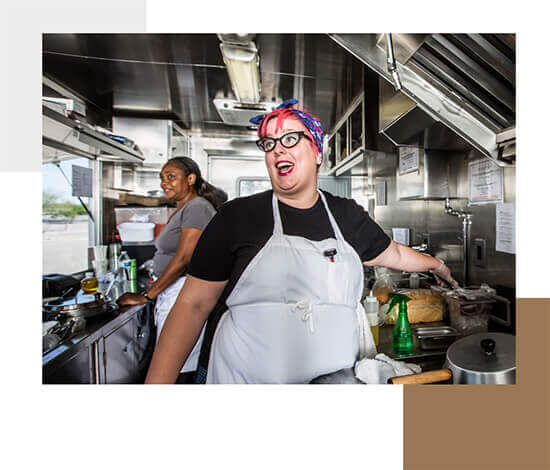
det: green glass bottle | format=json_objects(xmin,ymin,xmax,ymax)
[{"xmin": 389, "ymin": 293, "xmax": 413, "ymax": 354}]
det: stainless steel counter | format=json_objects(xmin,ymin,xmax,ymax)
[{"xmin": 43, "ymin": 302, "xmax": 155, "ymax": 384}]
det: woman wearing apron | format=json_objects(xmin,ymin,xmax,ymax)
[
  {"xmin": 145, "ymin": 100, "xmax": 457, "ymax": 384},
  {"xmin": 117, "ymin": 157, "xmax": 226, "ymax": 383}
]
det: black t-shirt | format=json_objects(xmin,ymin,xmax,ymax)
[
  {"xmin": 189, "ymin": 189, "xmax": 390, "ymax": 292},
  {"xmin": 188, "ymin": 189, "xmax": 391, "ymax": 377}
]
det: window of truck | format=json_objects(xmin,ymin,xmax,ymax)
[{"xmin": 43, "ymin": 157, "xmax": 94, "ymax": 275}]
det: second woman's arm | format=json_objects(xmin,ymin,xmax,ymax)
[{"xmin": 145, "ymin": 227, "xmax": 203, "ymax": 299}]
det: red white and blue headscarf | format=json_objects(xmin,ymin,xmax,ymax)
[{"xmin": 250, "ymin": 99, "xmax": 324, "ymax": 158}]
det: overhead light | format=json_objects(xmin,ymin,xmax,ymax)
[{"xmin": 219, "ymin": 40, "xmax": 261, "ymax": 104}]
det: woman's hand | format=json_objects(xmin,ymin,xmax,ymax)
[{"xmin": 117, "ymin": 292, "xmax": 149, "ymax": 307}]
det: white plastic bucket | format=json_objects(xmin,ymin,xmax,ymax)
[{"xmin": 117, "ymin": 222, "xmax": 155, "ymax": 242}]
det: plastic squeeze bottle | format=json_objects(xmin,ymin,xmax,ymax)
[
  {"xmin": 363, "ymin": 290, "xmax": 380, "ymax": 347},
  {"xmin": 388, "ymin": 292, "xmax": 413, "ymax": 354}
]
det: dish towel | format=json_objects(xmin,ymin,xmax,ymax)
[{"xmin": 354, "ymin": 353, "xmax": 422, "ymax": 384}]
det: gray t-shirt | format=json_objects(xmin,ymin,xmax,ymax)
[{"xmin": 153, "ymin": 197, "xmax": 216, "ymax": 277}]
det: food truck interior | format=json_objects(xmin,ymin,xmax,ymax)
[{"xmin": 42, "ymin": 33, "xmax": 516, "ymax": 384}]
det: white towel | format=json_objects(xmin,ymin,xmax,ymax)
[{"xmin": 354, "ymin": 353, "xmax": 422, "ymax": 384}]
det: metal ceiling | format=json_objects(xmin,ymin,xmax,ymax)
[{"xmin": 42, "ymin": 34, "xmax": 360, "ymax": 135}]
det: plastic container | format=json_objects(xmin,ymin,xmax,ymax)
[
  {"xmin": 372, "ymin": 267, "xmax": 396, "ymax": 305},
  {"xmin": 114, "ymin": 207, "xmax": 169, "ymax": 226},
  {"xmin": 448, "ymin": 297, "xmax": 491, "ymax": 335},
  {"xmin": 81, "ymin": 272, "xmax": 98, "ymax": 294},
  {"xmin": 363, "ymin": 292, "xmax": 380, "ymax": 347},
  {"xmin": 117, "ymin": 222, "xmax": 155, "ymax": 242},
  {"xmin": 118, "ymin": 251, "xmax": 130, "ymax": 267}
]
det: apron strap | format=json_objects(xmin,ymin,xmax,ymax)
[
  {"xmin": 317, "ymin": 190, "xmax": 345, "ymax": 242},
  {"xmin": 271, "ymin": 193, "xmax": 284, "ymax": 235}
]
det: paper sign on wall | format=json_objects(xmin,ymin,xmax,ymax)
[
  {"xmin": 72, "ymin": 165, "xmax": 93, "ymax": 198},
  {"xmin": 469, "ymin": 159, "xmax": 503, "ymax": 204},
  {"xmin": 496, "ymin": 203, "xmax": 515, "ymax": 254},
  {"xmin": 399, "ymin": 147, "xmax": 420, "ymax": 175}
]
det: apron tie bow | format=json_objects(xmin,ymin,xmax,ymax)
[{"xmin": 291, "ymin": 299, "xmax": 315, "ymax": 334}]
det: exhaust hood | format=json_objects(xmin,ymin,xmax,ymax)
[{"xmin": 329, "ymin": 34, "xmax": 515, "ymax": 165}]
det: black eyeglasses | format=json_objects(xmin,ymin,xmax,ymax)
[{"xmin": 256, "ymin": 131, "xmax": 313, "ymax": 152}]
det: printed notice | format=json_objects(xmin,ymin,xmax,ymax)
[
  {"xmin": 496, "ymin": 203, "xmax": 515, "ymax": 254},
  {"xmin": 399, "ymin": 147, "xmax": 420, "ymax": 175},
  {"xmin": 72, "ymin": 165, "xmax": 93, "ymax": 198},
  {"xmin": 469, "ymin": 159, "xmax": 503, "ymax": 204}
]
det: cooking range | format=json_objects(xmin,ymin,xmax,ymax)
[{"xmin": 42, "ymin": 292, "xmax": 117, "ymax": 352}]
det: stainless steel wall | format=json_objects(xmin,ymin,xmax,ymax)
[{"xmin": 351, "ymin": 149, "xmax": 515, "ymax": 289}]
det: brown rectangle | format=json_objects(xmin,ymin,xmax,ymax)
[{"xmin": 404, "ymin": 298, "xmax": 549, "ymax": 469}]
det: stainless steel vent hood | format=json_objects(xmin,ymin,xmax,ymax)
[{"xmin": 329, "ymin": 34, "xmax": 515, "ymax": 166}]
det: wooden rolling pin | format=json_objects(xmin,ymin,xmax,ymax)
[{"xmin": 388, "ymin": 368, "xmax": 452, "ymax": 385}]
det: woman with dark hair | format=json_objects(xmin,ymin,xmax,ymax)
[{"xmin": 118, "ymin": 157, "xmax": 227, "ymax": 382}]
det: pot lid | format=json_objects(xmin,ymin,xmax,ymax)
[{"xmin": 446, "ymin": 332, "xmax": 516, "ymax": 373}]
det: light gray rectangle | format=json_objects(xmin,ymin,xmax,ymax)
[{"xmin": 72, "ymin": 164, "xmax": 93, "ymax": 197}]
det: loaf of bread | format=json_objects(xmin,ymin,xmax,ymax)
[{"xmin": 386, "ymin": 289, "xmax": 446, "ymax": 324}]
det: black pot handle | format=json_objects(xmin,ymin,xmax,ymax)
[{"xmin": 480, "ymin": 338, "xmax": 496, "ymax": 356}]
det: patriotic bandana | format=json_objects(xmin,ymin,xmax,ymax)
[{"xmin": 250, "ymin": 99, "xmax": 324, "ymax": 158}]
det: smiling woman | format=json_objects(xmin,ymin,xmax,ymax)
[
  {"xmin": 117, "ymin": 157, "xmax": 227, "ymax": 383},
  {"xmin": 144, "ymin": 100, "xmax": 458, "ymax": 385}
]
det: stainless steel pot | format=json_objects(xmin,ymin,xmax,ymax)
[{"xmin": 390, "ymin": 332, "xmax": 516, "ymax": 385}]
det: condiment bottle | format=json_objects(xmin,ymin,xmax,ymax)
[
  {"xmin": 388, "ymin": 292, "xmax": 413, "ymax": 354},
  {"xmin": 363, "ymin": 291, "xmax": 380, "ymax": 347},
  {"xmin": 81, "ymin": 272, "xmax": 98, "ymax": 294},
  {"xmin": 118, "ymin": 251, "xmax": 131, "ymax": 278}
]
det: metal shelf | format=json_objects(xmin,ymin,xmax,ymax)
[
  {"xmin": 323, "ymin": 147, "xmax": 364, "ymax": 176},
  {"xmin": 43, "ymin": 105, "xmax": 145, "ymax": 164},
  {"xmin": 322, "ymin": 90, "xmax": 366, "ymax": 176}
]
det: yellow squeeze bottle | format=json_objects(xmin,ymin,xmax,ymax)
[{"xmin": 364, "ymin": 291, "xmax": 380, "ymax": 347}]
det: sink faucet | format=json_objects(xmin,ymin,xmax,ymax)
[{"xmin": 444, "ymin": 198, "xmax": 472, "ymax": 287}]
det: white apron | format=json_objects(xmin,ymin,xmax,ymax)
[
  {"xmin": 206, "ymin": 191, "xmax": 376, "ymax": 384},
  {"xmin": 154, "ymin": 276, "xmax": 204, "ymax": 373}
]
